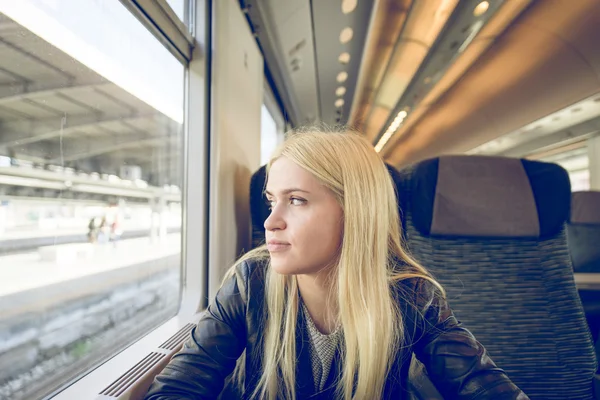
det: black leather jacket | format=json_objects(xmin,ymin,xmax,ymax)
[{"xmin": 145, "ymin": 259, "xmax": 528, "ymax": 399}]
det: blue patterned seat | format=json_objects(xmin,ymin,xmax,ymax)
[
  {"xmin": 397, "ymin": 155, "xmax": 597, "ymax": 399},
  {"xmin": 568, "ymin": 191, "xmax": 600, "ymax": 274},
  {"xmin": 568, "ymin": 191, "xmax": 600, "ymax": 347}
]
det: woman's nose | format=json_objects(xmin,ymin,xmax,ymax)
[{"xmin": 264, "ymin": 206, "xmax": 286, "ymax": 231}]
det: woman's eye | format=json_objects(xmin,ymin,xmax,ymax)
[{"xmin": 266, "ymin": 197, "xmax": 305, "ymax": 209}]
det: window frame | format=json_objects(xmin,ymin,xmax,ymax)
[{"xmin": 118, "ymin": 0, "xmax": 195, "ymax": 64}]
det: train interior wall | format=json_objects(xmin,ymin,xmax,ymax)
[{"xmin": 208, "ymin": 0, "xmax": 263, "ymax": 299}]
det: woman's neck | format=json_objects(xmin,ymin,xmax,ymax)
[{"xmin": 297, "ymin": 271, "xmax": 338, "ymax": 334}]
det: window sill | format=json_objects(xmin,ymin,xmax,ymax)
[{"xmin": 51, "ymin": 312, "xmax": 200, "ymax": 400}]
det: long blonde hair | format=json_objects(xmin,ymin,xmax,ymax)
[{"xmin": 226, "ymin": 128, "xmax": 442, "ymax": 399}]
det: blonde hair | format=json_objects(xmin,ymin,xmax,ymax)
[{"xmin": 225, "ymin": 128, "xmax": 443, "ymax": 399}]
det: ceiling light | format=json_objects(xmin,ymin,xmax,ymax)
[
  {"xmin": 342, "ymin": 0, "xmax": 358, "ymax": 14},
  {"xmin": 473, "ymin": 1, "xmax": 489, "ymax": 17},
  {"xmin": 338, "ymin": 52, "xmax": 350, "ymax": 64},
  {"xmin": 335, "ymin": 99, "xmax": 345, "ymax": 108},
  {"xmin": 336, "ymin": 87, "xmax": 346, "ymax": 96},
  {"xmin": 340, "ymin": 27, "xmax": 353, "ymax": 44},
  {"xmin": 337, "ymin": 71, "xmax": 348, "ymax": 83},
  {"xmin": 374, "ymin": 110, "xmax": 408, "ymax": 153}
]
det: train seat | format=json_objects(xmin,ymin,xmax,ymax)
[
  {"xmin": 568, "ymin": 191, "xmax": 600, "ymax": 344},
  {"xmin": 569, "ymin": 191, "xmax": 600, "ymax": 273},
  {"xmin": 249, "ymin": 164, "xmax": 268, "ymax": 249},
  {"xmin": 397, "ymin": 155, "xmax": 597, "ymax": 399}
]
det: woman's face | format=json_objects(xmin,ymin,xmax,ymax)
[{"xmin": 264, "ymin": 157, "xmax": 343, "ymax": 276}]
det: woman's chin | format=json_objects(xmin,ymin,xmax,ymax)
[
  {"xmin": 269, "ymin": 258, "xmax": 301, "ymax": 276},
  {"xmin": 270, "ymin": 262, "xmax": 294, "ymax": 275}
]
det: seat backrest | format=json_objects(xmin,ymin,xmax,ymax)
[
  {"xmin": 398, "ymin": 155, "xmax": 596, "ymax": 399},
  {"xmin": 249, "ymin": 163, "xmax": 403, "ymax": 249},
  {"xmin": 568, "ymin": 191, "xmax": 600, "ymax": 273},
  {"xmin": 250, "ymin": 165, "xmax": 268, "ymax": 248}
]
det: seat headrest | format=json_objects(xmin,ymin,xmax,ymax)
[
  {"xmin": 250, "ymin": 165, "xmax": 269, "ymax": 227},
  {"xmin": 571, "ymin": 191, "xmax": 600, "ymax": 225},
  {"xmin": 385, "ymin": 163, "xmax": 402, "ymax": 193},
  {"xmin": 410, "ymin": 155, "xmax": 570, "ymax": 238}
]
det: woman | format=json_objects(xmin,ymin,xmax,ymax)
[{"xmin": 145, "ymin": 130, "xmax": 528, "ymax": 399}]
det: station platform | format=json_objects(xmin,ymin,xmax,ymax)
[
  {"xmin": 0, "ymin": 227, "xmax": 98, "ymax": 241},
  {"xmin": 0, "ymin": 225, "xmax": 181, "ymax": 254},
  {"xmin": 0, "ymin": 234, "xmax": 181, "ymax": 319}
]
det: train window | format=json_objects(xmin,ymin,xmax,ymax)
[
  {"xmin": 0, "ymin": 2, "xmax": 184, "ymax": 400},
  {"xmin": 261, "ymin": 104, "xmax": 279, "ymax": 165},
  {"xmin": 166, "ymin": 0, "xmax": 188, "ymax": 25},
  {"xmin": 260, "ymin": 84, "xmax": 286, "ymax": 165}
]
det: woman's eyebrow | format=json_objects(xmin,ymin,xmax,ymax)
[{"xmin": 264, "ymin": 188, "xmax": 310, "ymax": 196}]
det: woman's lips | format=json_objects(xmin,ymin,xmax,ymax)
[{"xmin": 267, "ymin": 241, "xmax": 290, "ymax": 252}]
